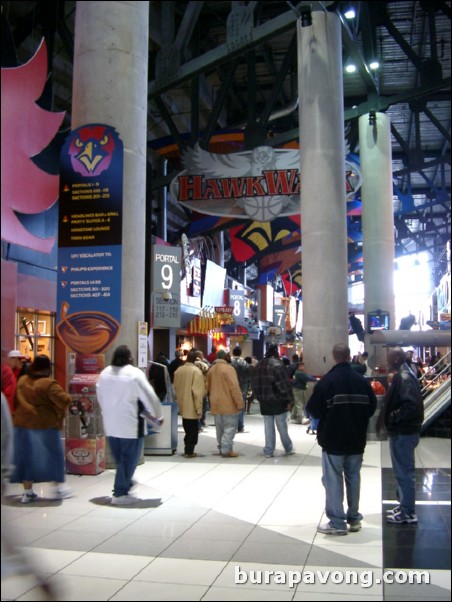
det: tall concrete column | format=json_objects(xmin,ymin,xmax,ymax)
[
  {"xmin": 359, "ymin": 112, "xmax": 395, "ymax": 371},
  {"xmin": 72, "ymin": 1, "xmax": 150, "ymax": 357},
  {"xmin": 297, "ymin": 12, "xmax": 348, "ymax": 375}
]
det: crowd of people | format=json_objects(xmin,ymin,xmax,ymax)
[{"xmin": 0, "ymin": 340, "xmax": 435, "ymax": 532}]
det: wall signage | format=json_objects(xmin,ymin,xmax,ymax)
[{"xmin": 57, "ymin": 124, "xmax": 123, "ymax": 354}]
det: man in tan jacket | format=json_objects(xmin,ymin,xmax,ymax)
[
  {"xmin": 173, "ymin": 350, "xmax": 206, "ymax": 458},
  {"xmin": 207, "ymin": 350, "xmax": 244, "ymax": 458}
]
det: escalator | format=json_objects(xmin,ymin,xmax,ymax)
[{"xmin": 421, "ymin": 351, "xmax": 451, "ymax": 434}]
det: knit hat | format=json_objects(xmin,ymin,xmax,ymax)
[{"xmin": 217, "ymin": 350, "xmax": 228, "ymax": 360}]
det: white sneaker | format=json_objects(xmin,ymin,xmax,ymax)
[
  {"xmin": 21, "ymin": 492, "xmax": 38, "ymax": 504},
  {"xmin": 317, "ymin": 523, "xmax": 348, "ymax": 536},
  {"xmin": 111, "ymin": 495, "xmax": 139, "ymax": 506},
  {"xmin": 50, "ymin": 486, "xmax": 74, "ymax": 500}
]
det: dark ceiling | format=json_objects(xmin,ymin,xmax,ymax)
[{"xmin": 2, "ymin": 0, "xmax": 451, "ymax": 288}]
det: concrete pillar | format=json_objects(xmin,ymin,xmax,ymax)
[
  {"xmin": 297, "ymin": 12, "xmax": 348, "ymax": 375},
  {"xmin": 359, "ymin": 113, "xmax": 395, "ymax": 371},
  {"xmin": 72, "ymin": 1, "xmax": 150, "ymax": 357}
]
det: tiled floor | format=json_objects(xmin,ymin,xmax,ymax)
[{"xmin": 1, "ymin": 410, "xmax": 450, "ymax": 601}]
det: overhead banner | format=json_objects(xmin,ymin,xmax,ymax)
[
  {"xmin": 56, "ymin": 124, "xmax": 123, "ymax": 354},
  {"xmin": 170, "ymin": 143, "xmax": 362, "ymax": 222}
]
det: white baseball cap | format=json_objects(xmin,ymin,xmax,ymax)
[{"xmin": 8, "ymin": 350, "xmax": 25, "ymax": 358}]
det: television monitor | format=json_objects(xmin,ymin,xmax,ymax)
[{"xmin": 367, "ymin": 311, "xmax": 390, "ymax": 331}]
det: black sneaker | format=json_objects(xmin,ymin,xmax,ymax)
[{"xmin": 348, "ymin": 520, "xmax": 362, "ymax": 532}]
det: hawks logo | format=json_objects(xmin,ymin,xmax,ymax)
[
  {"xmin": 68, "ymin": 125, "xmax": 117, "ymax": 177},
  {"xmin": 171, "ymin": 143, "xmax": 362, "ymax": 223}
]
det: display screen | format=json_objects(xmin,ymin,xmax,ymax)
[{"xmin": 367, "ymin": 311, "xmax": 390, "ymax": 331}]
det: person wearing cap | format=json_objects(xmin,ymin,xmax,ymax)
[
  {"xmin": 7, "ymin": 350, "xmax": 29, "ymax": 381},
  {"xmin": 251, "ymin": 344, "xmax": 295, "ymax": 458},
  {"xmin": 231, "ymin": 346, "xmax": 251, "ymax": 433},
  {"xmin": 207, "ymin": 350, "xmax": 244, "ymax": 458},
  {"xmin": 168, "ymin": 350, "xmax": 185, "ymax": 383}
]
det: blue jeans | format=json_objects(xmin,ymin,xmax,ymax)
[
  {"xmin": 389, "ymin": 432, "xmax": 420, "ymax": 515},
  {"xmin": 237, "ymin": 392, "xmax": 247, "ymax": 431},
  {"xmin": 107, "ymin": 436, "xmax": 143, "ymax": 497},
  {"xmin": 214, "ymin": 414, "xmax": 239, "ymax": 454},
  {"xmin": 321, "ymin": 451, "xmax": 363, "ymax": 529},
  {"xmin": 263, "ymin": 412, "xmax": 293, "ymax": 456}
]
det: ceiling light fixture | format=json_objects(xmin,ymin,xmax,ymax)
[
  {"xmin": 344, "ymin": 7, "xmax": 356, "ymax": 20},
  {"xmin": 345, "ymin": 63, "xmax": 357, "ymax": 74},
  {"xmin": 369, "ymin": 60, "xmax": 380, "ymax": 70}
]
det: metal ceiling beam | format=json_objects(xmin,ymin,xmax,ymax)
[
  {"xmin": 202, "ymin": 57, "xmax": 240, "ymax": 147},
  {"xmin": 149, "ymin": 3, "xmax": 305, "ymax": 97},
  {"xmin": 258, "ymin": 33, "xmax": 297, "ymax": 130}
]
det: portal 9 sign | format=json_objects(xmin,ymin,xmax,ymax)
[
  {"xmin": 152, "ymin": 244, "xmax": 181, "ymax": 294},
  {"xmin": 151, "ymin": 245, "xmax": 181, "ymax": 328}
]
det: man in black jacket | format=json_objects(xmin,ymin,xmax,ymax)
[
  {"xmin": 307, "ymin": 344, "xmax": 377, "ymax": 535},
  {"xmin": 378, "ymin": 347, "xmax": 424, "ymax": 524}
]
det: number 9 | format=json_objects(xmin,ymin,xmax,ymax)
[{"xmin": 161, "ymin": 264, "xmax": 173, "ymax": 290}]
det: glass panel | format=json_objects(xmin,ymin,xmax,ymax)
[{"xmin": 15, "ymin": 309, "xmax": 56, "ymax": 369}]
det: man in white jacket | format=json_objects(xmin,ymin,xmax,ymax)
[{"xmin": 96, "ymin": 345, "xmax": 163, "ymax": 505}]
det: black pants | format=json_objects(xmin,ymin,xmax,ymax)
[{"xmin": 182, "ymin": 418, "xmax": 199, "ymax": 454}]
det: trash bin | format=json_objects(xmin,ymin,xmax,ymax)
[{"xmin": 144, "ymin": 401, "xmax": 178, "ymax": 455}]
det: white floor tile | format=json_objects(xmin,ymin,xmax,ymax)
[
  {"xmin": 16, "ymin": 573, "xmax": 128, "ymax": 601},
  {"xmin": 135, "ymin": 557, "xmax": 227, "ymax": 585},
  {"xmin": 109, "ymin": 581, "xmax": 209, "ymax": 601},
  {"xmin": 58, "ymin": 551, "xmax": 153, "ymax": 580}
]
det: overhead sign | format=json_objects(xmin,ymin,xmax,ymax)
[
  {"xmin": 228, "ymin": 289, "xmax": 245, "ymax": 325},
  {"xmin": 272, "ymin": 305, "xmax": 286, "ymax": 343},
  {"xmin": 152, "ymin": 244, "xmax": 181, "ymax": 327},
  {"xmin": 170, "ymin": 143, "xmax": 362, "ymax": 222}
]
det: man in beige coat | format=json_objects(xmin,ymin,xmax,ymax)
[
  {"xmin": 207, "ymin": 350, "xmax": 244, "ymax": 458},
  {"xmin": 173, "ymin": 350, "xmax": 206, "ymax": 458}
]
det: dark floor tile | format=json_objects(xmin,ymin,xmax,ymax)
[
  {"xmin": 383, "ymin": 524, "xmax": 450, "ymax": 549},
  {"xmin": 384, "ymin": 580, "xmax": 451, "ymax": 601},
  {"xmin": 383, "ymin": 545, "xmax": 450, "ymax": 570},
  {"xmin": 382, "ymin": 466, "xmax": 451, "ymax": 571}
]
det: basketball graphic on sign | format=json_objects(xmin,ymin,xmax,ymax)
[{"xmin": 241, "ymin": 196, "xmax": 287, "ymax": 222}]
